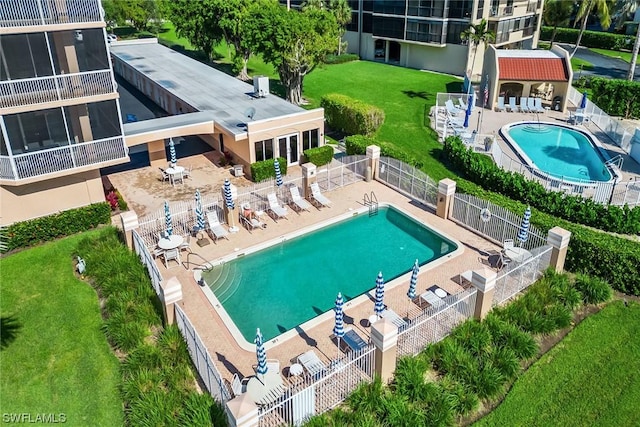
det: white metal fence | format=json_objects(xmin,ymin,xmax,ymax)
[
  {"xmin": 131, "ymin": 229, "xmax": 162, "ymax": 297},
  {"xmin": 175, "ymin": 305, "xmax": 233, "ymax": 404},
  {"xmin": 316, "ymin": 155, "xmax": 368, "ymax": 191},
  {"xmin": 377, "ymin": 156, "xmax": 438, "ymax": 207},
  {"xmin": 0, "ymin": 0, "xmax": 103, "ymax": 27},
  {"xmin": 493, "ymin": 245, "xmax": 552, "ymax": 306}
]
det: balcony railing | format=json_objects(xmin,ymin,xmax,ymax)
[
  {"xmin": 0, "ymin": 136, "xmax": 128, "ymax": 181},
  {"xmin": 0, "ymin": 0, "xmax": 102, "ymax": 28},
  {"xmin": 489, "ymin": 5, "xmax": 514, "ymax": 17},
  {"xmin": 0, "ymin": 70, "xmax": 116, "ymax": 109}
]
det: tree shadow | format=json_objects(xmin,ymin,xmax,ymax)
[
  {"xmin": 402, "ymin": 90, "xmax": 430, "ymax": 100},
  {"xmin": 1, "ymin": 315, "xmax": 22, "ymax": 350},
  {"xmin": 446, "ymin": 81, "xmax": 464, "ymax": 93}
]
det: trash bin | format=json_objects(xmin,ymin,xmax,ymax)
[{"xmin": 552, "ymin": 96, "xmax": 562, "ymax": 111}]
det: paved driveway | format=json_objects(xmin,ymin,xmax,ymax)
[{"xmin": 558, "ymin": 43, "xmax": 639, "ymax": 82}]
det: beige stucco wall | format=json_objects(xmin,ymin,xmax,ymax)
[{"xmin": 0, "ymin": 169, "xmax": 104, "ymax": 225}]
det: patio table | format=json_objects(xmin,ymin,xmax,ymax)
[
  {"xmin": 503, "ymin": 247, "xmax": 532, "ymax": 263},
  {"xmin": 165, "ymin": 165, "xmax": 185, "ymax": 186},
  {"xmin": 158, "ymin": 235, "xmax": 184, "ymax": 250}
]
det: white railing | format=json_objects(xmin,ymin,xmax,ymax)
[
  {"xmin": 175, "ymin": 305, "xmax": 233, "ymax": 404},
  {"xmin": 258, "ymin": 345, "xmax": 376, "ymax": 427},
  {"xmin": 377, "ymin": 156, "xmax": 438, "ymax": 208},
  {"xmin": 1, "ymin": 136, "xmax": 128, "ymax": 180},
  {"xmin": 132, "ymin": 229, "xmax": 162, "ymax": 296},
  {"xmin": 493, "ymin": 245, "xmax": 552, "ymax": 306},
  {"xmin": 451, "ymin": 193, "xmax": 547, "ymax": 250},
  {"xmin": 316, "ymin": 155, "xmax": 368, "ymax": 191},
  {"xmin": 0, "ymin": 0, "xmax": 103, "ymax": 27},
  {"xmin": 397, "ymin": 287, "xmax": 477, "ymax": 357},
  {"xmin": 0, "ymin": 70, "xmax": 116, "ymax": 109},
  {"xmin": 567, "ymin": 86, "xmax": 635, "ymax": 154}
]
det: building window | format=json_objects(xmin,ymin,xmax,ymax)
[
  {"xmin": 254, "ymin": 139, "xmax": 274, "ymax": 162},
  {"xmin": 373, "ymin": 16, "xmax": 405, "ymax": 40},
  {"xmin": 406, "ymin": 19, "xmax": 444, "ymax": 44},
  {"xmin": 302, "ymin": 129, "xmax": 319, "ymax": 151},
  {"xmin": 3, "ymin": 107, "xmax": 70, "ymax": 153},
  {"xmin": 476, "ymin": 0, "xmax": 484, "ymax": 19},
  {"xmin": 363, "ymin": 13, "xmax": 373, "ymax": 33},
  {"xmin": 448, "ymin": 0, "xmax": 473, "ymax": 19},
  {"xmin": 407, "ymin": 0, "xmax": 445, "ymax": 18},
  {"xmin": 0, "ymin": 33, "xmax": 53, "ymax": 80},
  {"xmin": 346, "ymin": 12, "xmax": 358, "ymax": 32},
  {"xmin": 447, "ymin": 21, "xmax": 468, "ymax": 44},
  {"xmin": 373, "ymin": 0, "xmax": 406, "ymax": 15}
]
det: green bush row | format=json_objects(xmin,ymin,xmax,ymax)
[
  {"xmin": 345, "ymin": 135, "xmax": 424, "ymax": 168},
  {"xmin": 4, "ymin": 202, "xmax": 111, "ymax": 252},
  {"xmin": 324, "ymin": 53, "xmax": 359, "ymax": 64},
  {"xmin": 250, "ymin": 157, "xmax": 287, "ymax": 182},
  {"xmin": 540, "ymin": 26, "xmax": 634, "ymax": 50},
  {"xmin": 303, "ymin": 145, "xmax": 334, "ymax": 166},
  {"xmin": 321, "ymin": 94, "xmax": 385, "ymax": 136},
  {"xmin": 589, "ymin": 77, "xmax": 640, "ymax": 119},
  {"xmin": 442, "ymin": 137, "xmax": 640, "ymax": 235}
]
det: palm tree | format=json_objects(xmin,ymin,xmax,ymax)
[
  {"xmin": 611, "ymin": 0, "xmax": 639, "ymax": 80},
  {"xmin": 571, "ymin": 0, "xmax": 612, "ymax": 57},
  {"xmin": 461, "ymin": 19, "xmax": 495, "ymax": 82},
  {"xmin": 329, "ymin": 0, "xmax": 351, "ymax": 54},
  {"xmin": 543, "ymin": 0, "xmax": 575, "ymax": 47},
  {"xmin": 628, "ymin": 23, "xmax": 640, "ymax": 80}
]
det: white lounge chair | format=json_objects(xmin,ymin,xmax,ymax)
[
  {"xmin": 532, "ymin": 97, "xmax": 545, "ymax": 113},
  {"xmin": 230, "ymin": 373, "xmax": 249, "ymax": 397},
  {"xmin": 206, "ymin": 211, "xmax": 229, "ymax": 242},
  {"xmin": 289, "ymin": 186, "xmax": 312, "ymax": 212},
  {"xmin": 297, "ymin": 350, "xmax": 326, "ymax": 377},
  {"xmin": 445, "ymin": 99, "xmax": 463, "ymax": 116},
  {"xmin": 341, "ymin": 328, "xmax": 368, "ymax": 352},
  {"xmin": 519, "ymin": 98, "xmax": 530, "ymax": 113},
  {"xmin": 457, "ymin": 97, "xmax": 468, "ymax": 111},
  {"xmin": 309, "ymin": 183, "xmax": 331, "ymax": 208},
  {"xmin": 528, "ymin": 98, "xmax": 538, "ymax": 113},
  {"xmin": 239, "ymin": 204, "xmax": 266, "ymax": 231},
  {"xmin": 507, "ymin": 97, "xmax": 518, "ymax": 112},
  {"xmin": 266, "ymin": 193, "xmax": 289, "ymax": 220},
  {"xmin": 496, "ymin": 96, "xmax": 507, "ymax": 112}
]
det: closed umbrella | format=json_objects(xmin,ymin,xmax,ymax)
[
  {"xmin": 580, "ymin": 91, "xmax": 588, "ymax": 109},
  {"xmin": 333, "ymin": 292, "xmax": 345, "ymax": 354},
  {"xmin": 169, "ymin": 138, "xmax": 177, "ymax": 165},
  {"xmin": 374, "ymin": 271, "xmax": 385, "ymax": 317},
  {"xmin": 164, "ymin": 200, "xmax": 173, "ymax": 236},
  {"xmin": 223, "ymin": 179, "xmax": 235, "ymax": 210},
  {"xmin": 463, "ymin": 94, "xmax": 473, "ymax": 128},
  {"xmin": 274, "ymin": 158, "xmax": 283, "ymax": 187},
  {"xmin": 194, "ymin": 189, "xmax": 205, "ymax": 232},
  {"xmin": 255, "ymin": 328, "xmax": 268, "ymax": 379},
  {"xmin": 407, "ymin": 259, "xmax": 419, "ymax": 316},
  {"xmin": 517, "ymin": 206, "xmax": 531, "ymax": 246}
]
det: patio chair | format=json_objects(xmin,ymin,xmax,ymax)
[
  {"xmin": 445, "ymin": 99, "xmax": 463, "ymax": 116},
  {"xmin": 239, "ymin": 204, "xmax": 266, "ymax": 231},
  {"xmin": 159, "ymin": 167, "xmax": 170, "ymax": 184},
  {"xmin": 230, "ymin": 373, "xmax": 249, "ymax": 397},
  {"xmin": 457, "ymin": 97, "xmax": 468, "ymax": 110},
  {"xmin": 266, "ymin": 193, "xmax": 289, "ymax": 221},
  {"xmin": 162, "ymin": 248, "xmax": 180, "ymax": 268},
  {"xmin": 507, "ymin": 97, "xmax": 518, "ymax": 112},
  {"xmin": 503, "ymin": 238, "xmax": 515, "ymax": 251},
  {"xmin": 182, "ymin": 164, "xmax": 192, "ymax": 179},
  {"xmin": 206, "ymin": 211, "xmax": 230, "ymax": 242},
  {"xmin": 151, "ymin": 246, "xmax": 164, "ymax": 259},
  {"xmin": 496, "ymin": 96, "xmax": 507, "ymax": 112},
  {"xmin": 519, "ymin": 97, "xmax": 530, "ymax": 113},
  {"xmin": 309, "ymin": 183, "xmax": 332, "ymax": 208},
  {"xmin": 341, "ymin": 328, "xmax": 368, "ymax": 352},
  {"xmin": 533, "ymin": 97, "xmax": 545, "ymax": 113},
  {"xmin": 289, "ymin": 185, "xmax": 312, "ymax": 212},
  {"xmin": 297, "ymin": 350, "xmax": 326, "ymax": 377},
  {"xmin": 178, "ymin": 234, "xmax": 191, "ymax": 253},
  {"xmin": 266, "ymin": 359, "xmax": 281, "ymax": 375},
  {"xmin": 380, "ymin": 308, "xmax": 408, "ymax": 330},
  {"xmin": 527, "ymin": 98, "xmax": 538, "ymax": 112}
]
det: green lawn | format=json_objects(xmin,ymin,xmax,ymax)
[
  {"xmin": 0, "ymin": 232, "xmax": 122, "ymax": 426},
  {"xmin": 474, "ymin": 301, "xmax": 640, "ymax": 427},
  {"xmin": 570, "ymin": 57, "xmax": 594, "ymax": 72},
  {"xmin": 303, "ymin": 61, "xmax": 462, "ymax": 180},
  {"xmin": 589, "ymin": 48, "xmax": 633, "ymax": 64}
]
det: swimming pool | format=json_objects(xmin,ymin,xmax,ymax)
[
  {"xmin": 501, "ymin": 122, "xmax": 615, "ymax": 183},
  {"xmin": 198, "ymin": 204, "xmax": 460, "ymax": 348}
]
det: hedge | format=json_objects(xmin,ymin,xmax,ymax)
[
  {"xmin": 345, "ymin": 135, "xmax": 423, "ymax": 168},
  {"xmin": 4, "ymin": 202, "xmax": 112, "ymax": 252},
  {"xmin": 540, "ymin": 26, "xmax": 634, "ymax": 50},
  {"xmin": 250, "ymin": 157, "xmax": 287, "ymax": 182},
  {"xmin": 303, "ymin": 145, "xmax": 334, "ymax": 167},
  {"xmin": 442, "ymin": 137, "xmax": 640, "ymax": 235},
  {"xmin": 321, "ymin": 94, "xmax": 385, "ymax": 136},
  {"xmin": 324, "ymin": 53, "xmax": 359, "ymax": 64},
  {"xmin": 589, "ymin": 77, "xmax": 640, "ymax": 119}
]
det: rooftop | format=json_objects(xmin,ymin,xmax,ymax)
[{"xmin": 498, "ymin": 57, "xmax": 569, "ymax": 81}]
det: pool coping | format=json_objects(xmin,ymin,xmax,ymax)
[
  {"xmin": 499, "ymin": 121, "xmax": 620, "ymax": 185},
  {"xmin": 193, "ymin": 202, "xmax": 464, "ymax": 352}
]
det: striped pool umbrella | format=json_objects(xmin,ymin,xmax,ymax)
[
  {"xmin": 164, "ymin": 200, "xmax": 173, "ymax": 236},
  {"xmin": 223, "ymin": 179, "xmax": 235, "ymax": 210},
  {"xmin": 517, "ymin": 206, "xmax": 531, "ymax": 246},
  {"xmin": 169, "ymin": 138, "xmax": 177, "ymax": 165},
  {"xmin": 408, "ymin": 259, "xmax": 419, "ymax": 300},
  {"xmin": 194, "ymin": 189, "xmax": 205, "ymax": 232},
  {"xmin": 274, "ymin": 158, "xmax": 283, "ymax": 187},
  {"xmin": 374, "ymin": 271, "xmax": 385, "ymax": 317},
  {"xmin": 333, "ymin": 292, "xmax": 345, "ymax": 352},
  {"xmin": 580, "ymin": 91, "xmax": 588, "ymax": 109},
  {"xmin": 463, "ymin": 94, "xmax": 473, "ymax": 128},
  {"xmin": 255, "ymin": 328, "xmax": 268, "ymax": 378}
]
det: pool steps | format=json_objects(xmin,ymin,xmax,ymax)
[{"xmin": 206, "ymin": 263, "xmax": 243, "ymax": 303}]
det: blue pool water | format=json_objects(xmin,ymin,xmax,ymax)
[
  {"xmin": 505, "ymin": 123, "xmax": 612, "ymax": 182},
  {"xmin": 202, "ymin": 206, "xmax": 457, "ymax": 342}
]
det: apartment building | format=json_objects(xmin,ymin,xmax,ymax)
[
  {"xmin": 0, "ymin": 0, "xmax": 128, "ymax": 225},
  {"xmin": 283, "ymin": 0, "xmax": 544, "ymax": 79}
]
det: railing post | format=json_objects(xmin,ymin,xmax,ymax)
[
  {"xmin": 226, "ymin": 394, "xmax": 259, "ymax": 427},
  {"xmin": 546, "ymin": 226, "xmax": 571, "ymax": 273},
  {"xmin": 120, "ymin": 211, "xmax": 139, "ymax": 250},
  {"xmin": 371, "ymin": 318, "xmax": 398, "ymax": 384},
  {"xmin": 366, "ymin": 145, "xmax": 381, "ymax": 181},
  {"xmin": 471, "ymin": 268, "xmax": 497, "ymax": 319},
  {"xmin": 301, "ymin": 162, "xmax": 317, "ymax": 199},
  {"xmin": 161, "ymin": 276, "xmax": 183, "ymax": 326},
  {"xmin": 436, "ymin": 178, "xmax": 456, "ymax": 220}
]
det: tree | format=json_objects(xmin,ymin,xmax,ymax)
[
  {"xmin": 461, "ymin": 19, "xmax": 495, "ymax": 82},
  {"xmin": 610, "ymin": 0, "xmax": 639, "ymax": 80},
  {"xmin": 628, "ymin": 24, "xmax": 640, "ymax": 81},
  {"xmin": 543, "ymin": 0, "xmax": 575, "ymax": 47},
  {"xmin": 105, "ymin": 0, "xmax": 162, "ymax": 32},
  {"xmin": 329, "ymin": 0, "xmax": 352, "ymax": 55},
  {"xmin": 571, "ymin": 0, "xmax": 612, "ymax": 57},
  {"xmin": 165, "ymin": 0, "xmax": 222, "ymax": 61},
  {"xmin": 246, "ymin": 3, "xmax": 338, "ymax": 105}
]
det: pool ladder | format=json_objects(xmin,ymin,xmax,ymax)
[{"xmin": 364, "ymin": 191, "xmax": 378, "ymax": 216}]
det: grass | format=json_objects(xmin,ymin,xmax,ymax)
[
  {"xmin": 474, "ymin": 301, "xmax": 640, "ymax": 427},
  {"xmin": 303, "ymin": 61, "xmax": 462, "ymax": 180},
  {"xmin": 589, "ymin": 48, "xmax": 633, "ymax": 64},
  {"xmin": 570, "ymin": 57, "xmax": 594, "ymax": 72},
  {"xmin": 0, "ymin": 232, "xmax": 122, "ymax": 426}
]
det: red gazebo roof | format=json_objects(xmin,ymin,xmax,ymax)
[{"xmin": 498, "ymin": 57, "xmax": 569, "ymax": 81}]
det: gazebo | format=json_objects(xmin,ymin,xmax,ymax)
[{"xmin": 482, "ymin": 45, "xmax": 573, "ymax": 113}]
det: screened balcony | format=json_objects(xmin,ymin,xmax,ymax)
[{"xmin": 0, "ymin": 0, "xmax": 103, "ymax": 29}]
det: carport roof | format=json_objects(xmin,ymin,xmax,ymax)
[{"xmin": 496, "ymin": 50, "xmax": 569, "ymax": 82}]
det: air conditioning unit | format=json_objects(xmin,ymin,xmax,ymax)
[{"xmin": 253, "ymin": 76, "xmax": 269, "ymax": 97}]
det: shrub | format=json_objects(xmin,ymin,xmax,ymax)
[
  {"xmin": 324, "ymin": 53, "xmax": 359, "ymax": 64},
  {"xmin": 345, "ymin": 135, "xmax": 423, "ymax": 168},
  {"xmin": 540, "ymin": 26, "xmax": 634, "ymax": 50},
  {"xmin": 4, "ymin": 202, "xmax": 111, "ymax": 252},
  {"xmin": 573, "ymin": 273, "xmax": 613, "ymax": 304},
  {"xmin": 589, "ymin": 77, "xmax": 640, "ymax": 119},
  {"xmin": 250, "ymin": 157, "xmax": 287, "ymax": 182},
  {"xmin": 321, "ymin": 93, "xmax": 385, "ymax": 136},
  {"xmin": 303, "ymin": 145, "xmax": 334, "ymax": 167}
]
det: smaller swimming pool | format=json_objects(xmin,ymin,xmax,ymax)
[{"xmin": 501, "ymin": 122, "xmax": 615, "ymax": 183}]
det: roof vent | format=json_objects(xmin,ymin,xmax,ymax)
[{"xmin": 253, "ymin": 76, "xmax": 269, "ymax": 98}]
